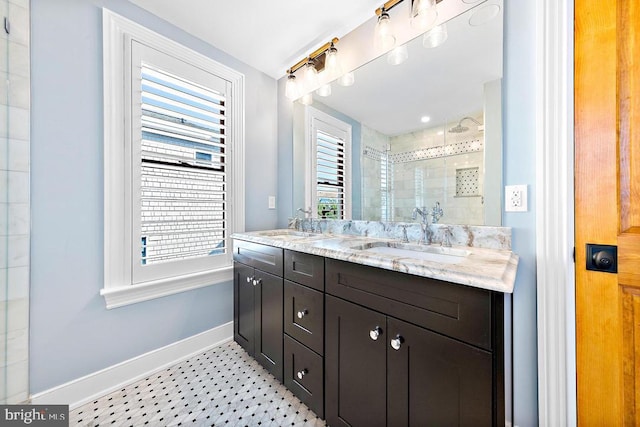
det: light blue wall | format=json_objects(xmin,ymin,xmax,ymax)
[
  {"xmin": 276, "ymin": 79, "xmax": 293, "ymax": 228},
  {"xmin": 30, "ymin": 0, "xmax": 278, "ymax": 393},
  {"xmin": 502, "ymin": 1, "xmax": 538, "ymax": 426}
]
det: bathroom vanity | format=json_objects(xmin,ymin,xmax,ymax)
[{"xmin": 232, "ymin": 223, "xmax": 517, "ymax": 426}]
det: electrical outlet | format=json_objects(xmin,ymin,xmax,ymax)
[
  {"xmin": 505, "ymin": 185, "xmax": 527, "ymax": 212},
  {"xmin": 268, "ymin": 196, "xmax": 276, "ymax": 209}
]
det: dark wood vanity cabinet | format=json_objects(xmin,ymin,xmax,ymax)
[
  {"xmin": 233, "ymin": 241, "xmax": 284, "ymax": 381},
  {"xmin": 233, "ymin": 240, "xmax": 504, "ymax": 427},
  {"xmin": 325, "ymin": 259, "xmax": 504, "ymax": 427}
]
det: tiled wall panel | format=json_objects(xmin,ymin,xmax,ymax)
[{"xmin": 0, "ymin": 0, "xmax": 30, "ymax": 404}]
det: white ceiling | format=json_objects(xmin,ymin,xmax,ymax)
[{"xmin": 126, "ymin": 0, "xmax": 381, "ymax": 79}]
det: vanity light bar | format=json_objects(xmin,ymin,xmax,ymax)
[
  {"xmin": 375, "ymin": 0, "xmax": 403, "ymax": 16},
  {"xmin": 287, "ymin": 37, "xmax": 340, "ymax": 75},
  {"xmin": 375, "ymin": 0, "xmax": 443, "ymax": 16}
]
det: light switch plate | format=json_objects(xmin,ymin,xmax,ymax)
[
  {"xmin": 268, "ymin": 196, "xmax": 276, "ymax": 209},
  {"xmin": 505, "ymin": 185, "xmax": 527, "ymax": 212}
]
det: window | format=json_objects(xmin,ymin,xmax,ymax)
[
  {"xmin": 304, "ymin": 107, "xmax": 352, "ymax": 219},
  {"xmin": 102, "ymin": 10, "xmax": 244, "ymax": 308}
]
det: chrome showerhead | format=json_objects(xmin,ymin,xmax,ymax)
[
  {"xmin": 448, "ymin": 124, "xmax": 468, "ymax": 133},
  {"xmin": 448, "ymin": 116, "xmax": 482, "ymax": 133}
]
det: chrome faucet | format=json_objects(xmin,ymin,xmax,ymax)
[
  {"xmin": 431, "ymin": 201, "xmax": 443, "ymax": 224},
  {"xmin": 296, "ymin": 207, "xmax": 312, "ymax": 232},
  {"xmin": 412, "ymin": 207, "xmax": 433, "ymax": 245}
]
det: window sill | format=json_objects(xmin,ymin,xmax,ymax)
[{"xmin": 100, "ymin": 266, "xmax": 233, "ymax": 309}]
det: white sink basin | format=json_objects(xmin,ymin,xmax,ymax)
[
  {"xmin": 256, "ymin": 230, "xmax": 324, "ymax": 241},
  {"xmin": 352, "ymin": 242, "xmax": 470, "ymax": 264}
]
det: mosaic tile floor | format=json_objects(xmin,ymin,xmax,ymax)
[{"xmin": 69, "ymin": 341, "xmax": 326, "ymax": 426}]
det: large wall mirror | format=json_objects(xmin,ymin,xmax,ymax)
[{"xmin": 292, "ymin": 0, "xmax": 503, "ymax": 226}]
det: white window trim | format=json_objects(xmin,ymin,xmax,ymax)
[
  {"xmin": 102, "ymin": 9, "xmax": 244, "ymax": 309},
  {"xmin": 304, "ymin": 106, "xmax": 352, "ymax": 219}
]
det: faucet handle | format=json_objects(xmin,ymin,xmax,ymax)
[
  {"xmin": 400, "ymin": 225, "xmax": 410, "ymax": 243},
  {"xmin": 441, "ymin": 226, "xmax": 453, "ymax": 247}
]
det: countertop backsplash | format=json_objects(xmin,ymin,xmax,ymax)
[{"xmin": 287, "ymin": 218, "xmax": 512, "ymax": 251}]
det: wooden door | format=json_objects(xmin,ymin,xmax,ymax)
[
  {"xmin": 325, "ymin": 295, "xmax": 387, "ymax": 427},
  {"xmin": 386, "ymin": 317, "xmax": 493, "ymax": 426},
  {"xmin": 575, "ymin": 1, "xmax": 640, "ymax": 425}
]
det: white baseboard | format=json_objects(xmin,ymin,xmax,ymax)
[{"xmin": 30, "ymin": 321, "xmax": 233, "ymax": 409}]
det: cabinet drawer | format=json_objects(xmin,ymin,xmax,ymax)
[
  {"xmin": 326, "ymin": 258, "xmax": 493, "ymax": 350},
  {"xmin": 284, "ymin": 280, "xmax": 324, "ymax": 354},
  {"xmin": 233, "ymin": 240, "xmax": 283, "ymax": 276},
  {"xmin": 284, "ymin": 250, "xmax": 324, "ymax": 291},
  {"xmin": 284, "ymin": 335, "xmax": 324, "ymax": 419}
]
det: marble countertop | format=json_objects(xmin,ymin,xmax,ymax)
[{"xmin": 232, "ymin": 229, "xmax": 518, "ymax": 293}]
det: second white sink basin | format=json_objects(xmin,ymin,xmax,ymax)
[
  {"xmin": 256, "ymin": 230, "xmax": 327, "ymax": 241},
  {"xmin": 352, "ymin": 242, "xmax": 470, "ymax": 264}
]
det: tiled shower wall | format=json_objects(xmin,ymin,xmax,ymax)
[
  {"xmin": 0, "ymin": 0, "xmax": 30, "ymax": 404},
  {"xmin": 361, "ymin": 126, "xmax": 390, "ymax": 220},
  {"xmin": 362, "ymin": 115, "xmax": 485, "ymax": 225},
  {"xmin": 390, "ymin": 125, "xmax": 484, "ymax": 224}
]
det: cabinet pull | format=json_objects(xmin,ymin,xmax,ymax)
[
  {"xmin": 252, "ymin": 278, "xmax": 262, "ymax": 286},
  {"xmin": 246, "ymin": 276, "xmax": 253, "ymax": 283},
  {"xmin": 297, "ymin": 369, "xmax": 308, "ymax": 380},
  {"xmin": 297, "ymin": 309, "xmax": 308, "ymax": 319},
  {"xmin": 369, "ymin": 326, "xmax": 383, "ymax": 341},
  {"xmin": 390, "ymin": 335, "xmax": 404, "ymax": 351}
]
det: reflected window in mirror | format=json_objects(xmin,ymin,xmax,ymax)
[{"xmin": 305, "ymin": 107, "xmax": 352, "ymax": 219}]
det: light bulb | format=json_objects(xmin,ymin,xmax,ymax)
[
  {"xmin": 337, "ymin": 71, "xmax": 355, "ymax": 87},
  {"xmin": 374, "ymin": 11, "xmax": 396, "ymax": 52},
  {"xmin": 411, "ymin": 0, "xmax": 437, "ymax": 31},
  {"xmin": 285, "ymin": 73, "xmax": 300, "ymax": 100},
  {"xmin": 324, "ymin": 45, "xmax": 341, "ymax": 78},
  {"xmin": 423, "ymin": 23, "xmax": 448, "ymax": 48},
  {"xmin": 300, "ymin": 93, "xmax": 313, "ymax": 106},
  {"xmin": 387, "ymin": 45, "xmax": 408, "ymax": 65},
  {"xmin": 316, "ymin": 84, "xmax": 332, "ymax": 97},
  {"xmin": 304, "ymin": 60, "xmax": 319, "ymax": 89}
]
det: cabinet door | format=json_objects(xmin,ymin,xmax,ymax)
[
  {"xmin": 233, "ymin": 262, "xmax": 255, "ymax": 355},
  {"xmin": 387, "ymin": 317, "xmax": 493, "ymax": 427},
  {"xmin": 254, "ymin": 269, "xmax": 284, "ymax": 381},
  {"xmin": 326, "ymin": 296, "xmax": 387, "ymax": 427}
]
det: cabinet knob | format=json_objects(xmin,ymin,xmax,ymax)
[
  {"xmin": 390, "ymin": 335, "xmax": 404, "ymax": 351},
  {"xmin": 297, "ymin": 309, "xmax": 308, "ymax": 319},
  {"xmin": 369, "ymin": 326, "xmax": 383, "ymax": 341},
  {"xmin": 297, "ymin": 369, "xmax": 307, "ymax": 380},
  {"xmin": 252, "ymin": 278, "xmax": 262, "ymax": 286},
  {"xmin": 246, "ymin": 276, "xmax": 253, "ymax": 283}
]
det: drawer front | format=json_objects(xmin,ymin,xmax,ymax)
[
  {"xmin": 284, "ymin": 250, "xmax": 324, "ymax": 291},
  {"xmin": 284, "ymin": 335, "xmax": 324, "ymax": 419},
  {"xmin": 325, "ymin": 258, "xmax": 493, "ymax": 350},
  {"xmin": 233, "ymin": 240, "xmax": 283, "ymax": 276},
  {"xmin": 284, "ymin": 280, "xmax": 324, "ymax": 354}
]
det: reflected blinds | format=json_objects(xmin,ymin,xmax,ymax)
[
  {"xmin": 316, "ymin": 130, "xmax": 345, "ymax": 219},
  {"xmin": 139, "ymin": 64, "xmax": 226, "ymax": 265}
]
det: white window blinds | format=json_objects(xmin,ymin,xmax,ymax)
[
  {"xmin": 139, "ymin": 64, "xmax": 227, "ymax": 266},
  {"xmin": 315, "ymin": 130, "xmax": 346, "ymax": 219}
]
